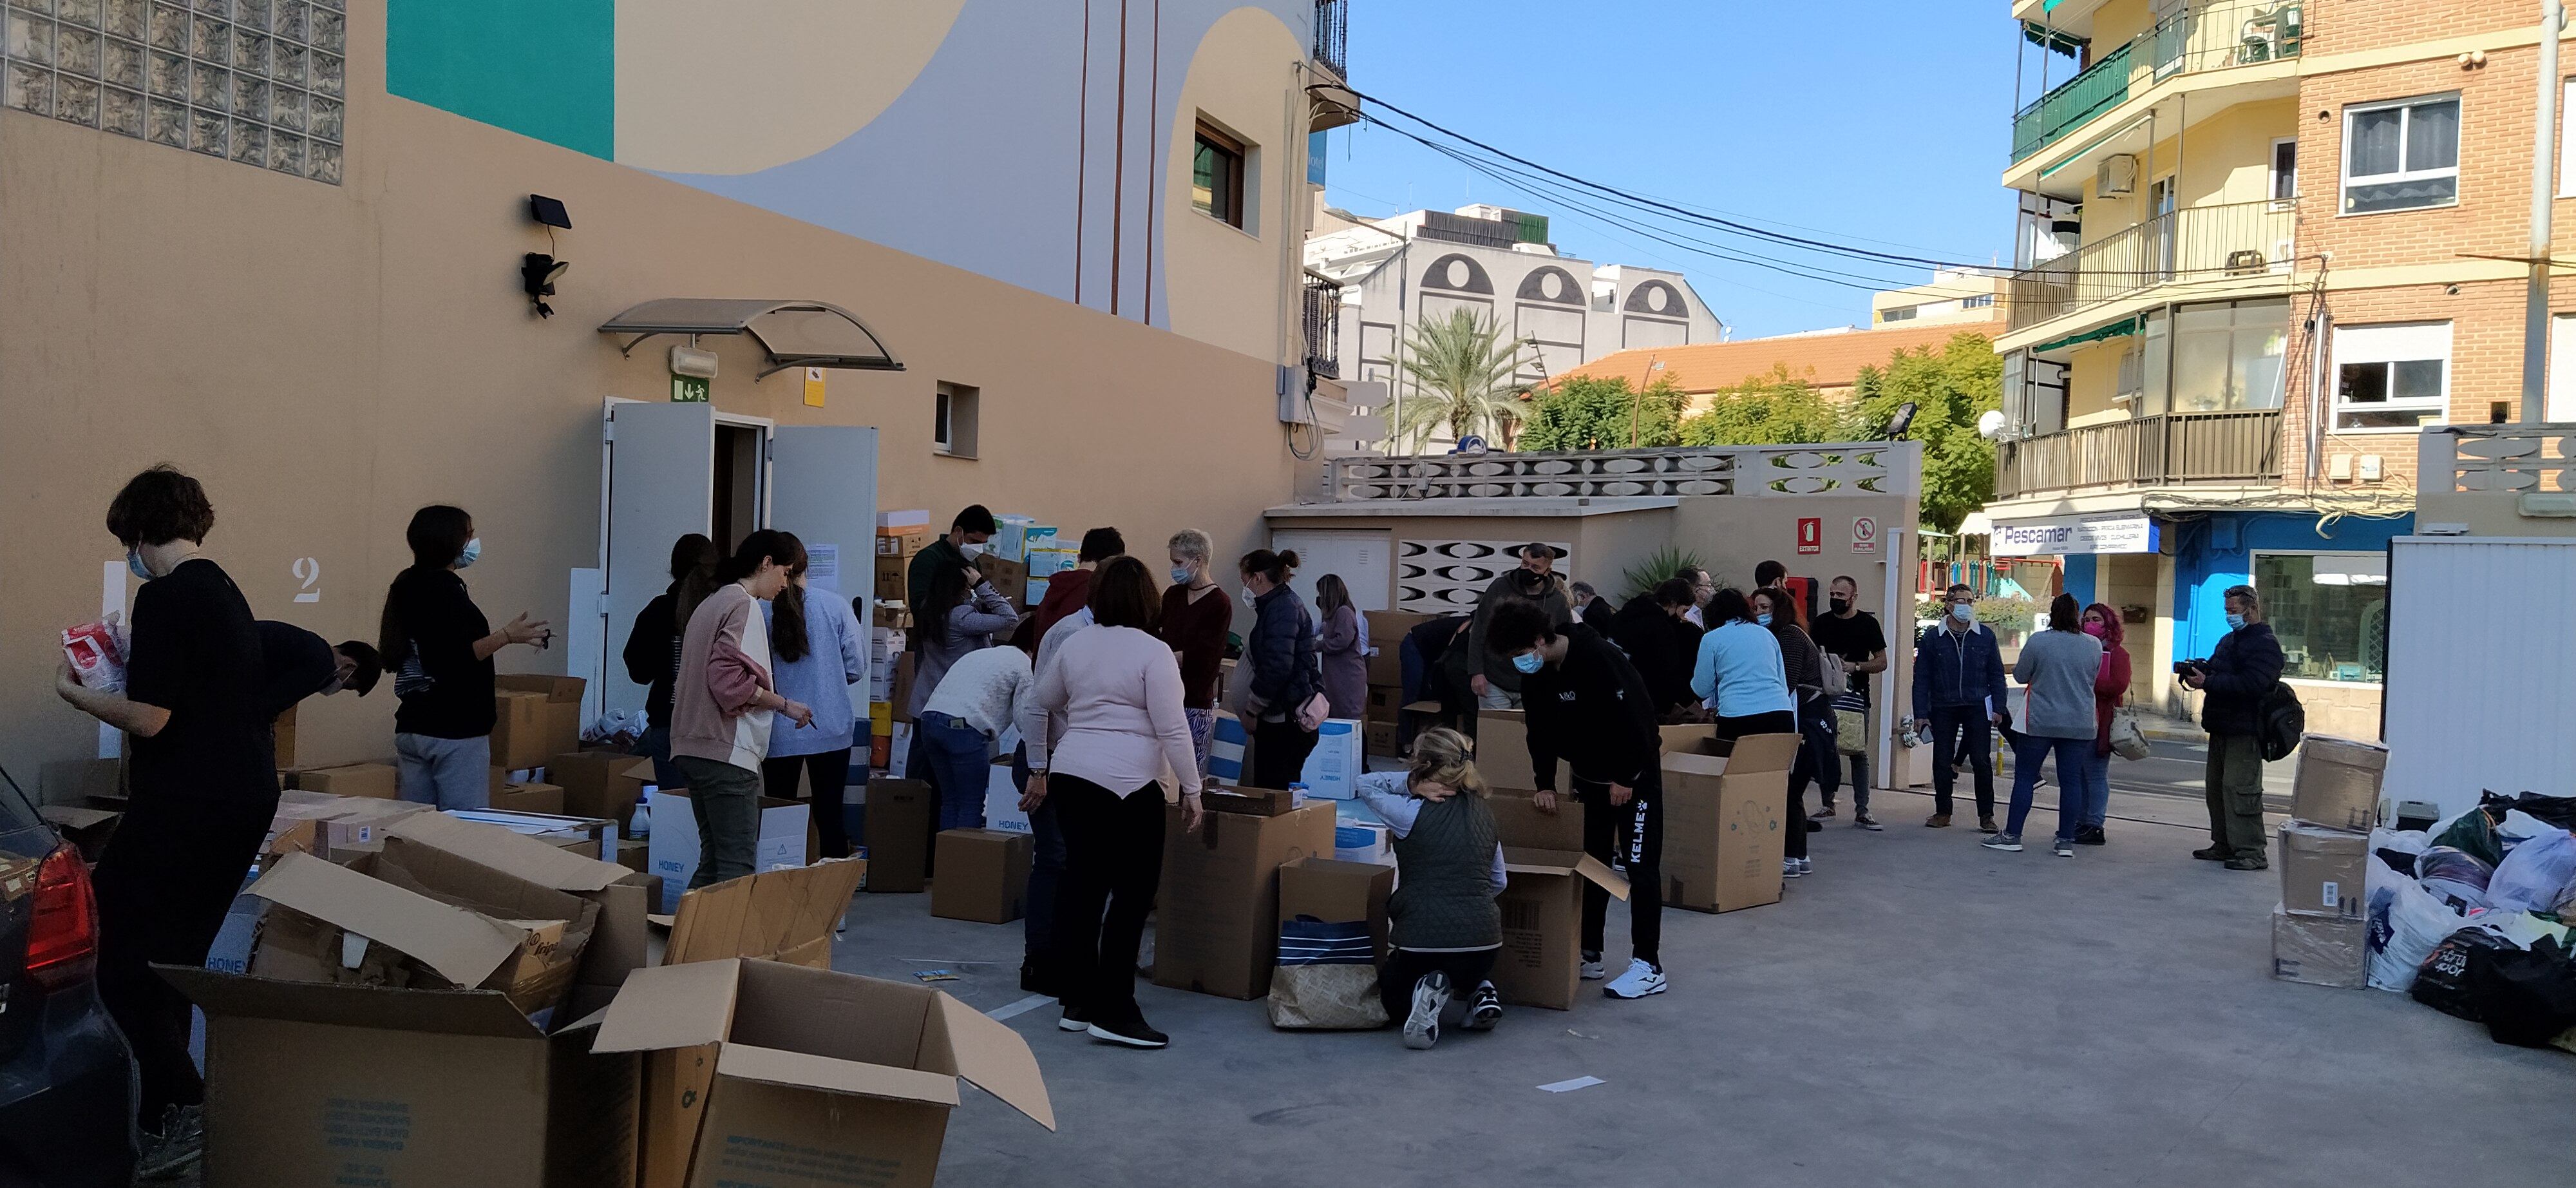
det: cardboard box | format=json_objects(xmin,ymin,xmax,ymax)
[
  {"xmin": 1026, "ymin": 547, "xmax": 1077, "ymax": 584},
  {"xmin": 876, "ymin": 508, "xmax": 931, "ymax": 532},
  {"xmin": 646, "ymin": 790, "xmax": 813, "ymax": 914},
  {"xmin": 931, "ymin": 829, "xmax": 1032, "ymax": 923},
  {"xmin": 375, "ymin": 812, "xmax": 654, "ymax": 1010},
  {"xmin": 1487, "ymin": 790, "xmax": 1584, "ymax": 850},
  {"xmin": 657, "ymin": 857, "xmax": 868, "ymax": 969},
  {"xmin": 293, "ymin": 761, "xmax": 400, "ymax": 800},
  {"xmin": 1477, "ymin": 709, "xmax": 1536, "ymax": 791},
  {"xmin": 591, "ymin": 959, "xmax": 1054, "ymax": 1188},
  {"xmin": 617, "ymin": 836, "xmax": 650, "ymax": 874},
  {"xmin": 1155, "ymin": 801, "xmax": 1338, "ymax": 999},
  {"xmin": 890, "ymin": 652, "xmax": 918, "ymax": 723},
  {"xmin": 1364, "ymin": 610, "xmax": 1430, "ymax": 687},
  {"xmin": 38, "ymin": 804, "xmax": 120, "ymax": 861},
  {"xmin": 1363, "ymin": 719, "xmax": 1398, "ymax": 758},
  {"xmin": 996, "ymin": 519, "xmax": 1056, "ymax": 562},
  {"xmin": 2271, "ymin": 905, "xmax": 2367, "ymax": 988},
  {"xmin": 977, "ymin": 555, "xmax": 1029, "ymax": 609},
  {"xmin": 244, "ymin": 848, "xmax": 594, "ymax": 1017},
  {"xmin": 1659, "ymin": 734, "xmax": 1799, "ymax": 914},
  {"xmin": 984, "ymin": 762, "xmax": 1030, "ymax": 834},
  {"xmin": 1365, "ymin": 683, "xmax": 1402, "ymax": 722},
  {"xmin": 495, "ymin": 675, "xmax": 586, "ymax": 769},
  {"xmin": 875, "ymin": 553, "xmax": 909, "ymax": 600},
  {"xmin": 1494, "ymin": 847, "xmax": 1628, "ymax": 1010},
  {"xmin": 876, "ymin": 525, "xmax": 931, "ymax": 557},
  {"xmin": 267, "ymin": 791, "xmax": 433, "ymax": 859},
  {"xmin": 1333, "ymin": 821, "xmax": 1392, "ymax": 866},
  {"xmin": 1204, "ymin": 785, "xmax": 1298, "ymax": 817},
  {"xmin": 1659, "ymin": 722, "xmax": 1714, "ymax": 754},
  {"xmin": 1298, "ymin": 718, "xmax": 1363, "ymax": 799},
  {"xmin": 272, "ymin": 704, "xmax": 303, "ymax": 768},
  {"xmin": 2278, "ymin": 822, "xmax": 2369, "ymax": 919},
  {"xmin": 2292, "ymin": 734, "xmax": 2387, "ymax": 832},
  {"xmin": 39, "ymin": 757, "xmax": 122, "ymax": 807},
  {"xmin": 550, "ymin": 750, "xmax": 656, "ymax": 824},
  {"xmin": 492, "ymin": 781, "xmax": 566, "ymax": 816},
  {"xmin": 160, "ymin": 968, "xmax": 638, "ymax": 1188},
  {"xmin": 862, "ymin": 778, "xmax": 936, "ymax": 893},
  {"xmin": 1280, "ymin": 856, "xmax": 1395, "ymax": 964}
]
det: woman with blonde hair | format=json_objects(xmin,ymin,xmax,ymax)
[
  {"xmin": 1354, "ymin": 726, "xmax": 1508, "ymax": 1049},
  {"xmin": 1158, "ymin": 528, "xmax": 1231, "ymax": 774}
]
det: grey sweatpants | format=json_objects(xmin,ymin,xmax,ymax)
[{"xmin": 395, "ymin": 733, "xmax": 491, "ymax": 810}]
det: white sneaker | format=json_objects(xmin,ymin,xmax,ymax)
[
  {"xmin": 1403, "ymin": 971, "xmax": 1451, "ymax": 1049},
  {"xmin": 1794, "ymin": 857, "xmax": 1814, "ymax": 877},
  {"xmin": 1603, "ymin": 957, "xmax": 1667, "ymax": 999},
  {"xmin": 1578, "ymin": 953, "xmax": 1606, "ymax": 981}
]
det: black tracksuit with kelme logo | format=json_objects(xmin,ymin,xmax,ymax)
[{"xmin": 1519, "ymin": 624, "xmax": 1665, "ymax": 966}]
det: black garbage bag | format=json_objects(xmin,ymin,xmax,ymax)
[
  {"xmin": 2411, "ymin": 927, "xmax": 2515, "ymax": 1022},
  {"xmin": 2480, "ymin": 790, "xmax": 2576, "ymax": 832},
  {"xmin": 2473, "ymin": 937, "xmax": 2576, "ymax": 1048}
]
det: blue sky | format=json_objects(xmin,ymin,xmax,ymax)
[{"xmin": 1324, "ymin": 1, "xmax": 2025, "ymax": 340}]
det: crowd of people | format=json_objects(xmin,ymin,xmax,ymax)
[{"xmin": 47, "ymin": 466, "xmax": 2298, "ymax": 1171}]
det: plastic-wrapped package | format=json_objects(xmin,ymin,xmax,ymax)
[{"xmin": 2367, "ymin": 857, "xmax": 2466, "ymax": 993}]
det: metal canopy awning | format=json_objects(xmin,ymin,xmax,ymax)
[{"xmin": 598, "ymin": 298, "xmax": 904, "ymax": 378}]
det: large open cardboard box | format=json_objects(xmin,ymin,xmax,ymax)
[
  {"xmin": 1475, "ymin": 708, "xmax": 1537, "ymax": 791},
  {"xmin": 1155, "ymin": 798, "xmax": 1337, "ymax": 999},
  {"xmin": 591, "ymin": 958, "xmax": 1054, "ymax": 1188},
  {"xmin": 1658, "ymin": 733, "xmax": 1797, "ymax": 914},
  {"xmin": 1484, "ymin": 791, "xmax": 1627, "ymax": 1009}
]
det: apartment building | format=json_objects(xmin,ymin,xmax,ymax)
[
  {"xmin": 1872, "ymin": 268, "xmax": 2012, "ymax": 327},
  {"xmin": 1981, "ymin": 0, "xmax": 2576, "ymax": 737},
  {"xmin": 0, "ymin": 0, "xmax": 1358, "ymax": 770}
]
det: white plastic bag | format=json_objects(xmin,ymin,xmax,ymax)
[
  {"xmin": 2366, "ymin": 858, "xmax": 2464, "ymax": 993},
  {"xmin": 2486, "ymin": 829, "xmax": 2576, "ymax": 914},
  {"xmin": 2369, "ymin": 827, "xmax": 2431, "ymax": 859}
]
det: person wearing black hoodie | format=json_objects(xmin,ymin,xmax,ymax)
[
  {"xmin": 1611, "ymin": 577, "xmax": 1700, "ymax": 717},
  {"xmin": 1486, "ymin": 601, "xmax": 1669, "ymax": 1000},
  {"xmin": 2179, "ymin": 584, "xmax": 2282, "ymax": 871}
]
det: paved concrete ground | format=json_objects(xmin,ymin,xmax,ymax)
[{"xmin": 831, "ymin": 787, "xmax": 2574, "ymax": 1187}]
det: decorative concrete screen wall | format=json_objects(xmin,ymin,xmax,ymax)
[
  {"xmin": 1397, "ymin": 540, "xmax": 1573, "ymax": 613},
  {"xmin": 1326, "ymin": 445, "xmax": 1915, "ymax": 503}
]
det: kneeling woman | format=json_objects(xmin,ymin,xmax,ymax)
[{"xmin": 1354, "ymin": 727, "xmax": 1508, "ymax": 1050}]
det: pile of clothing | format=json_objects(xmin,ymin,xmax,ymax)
[{"xmin": 2364, "ymin": 792, "xmax": 2576, "ymax": 1051}]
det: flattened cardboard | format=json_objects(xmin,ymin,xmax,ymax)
[
  {"xmin": 1475, "ymin": 709, "xmax": 1536, "ymax": 791},
  {"xmin": 661, "ymin": 857, "xmax": 867, "ymax": 968},
  {"xmin": 1155, "ymin": 801, "xmax": 1338, "ymax": 999},
  {"xmin": 931, "ymin": 830, "xmax": 1031, "ymax": 924},
  {"xmin": 383, "ymin": 812, "xmax": 650, "ymax": 1002},
  {"xmin": 1202, "ymin": 785, "xmax": 1298, "ymax": 816},
  {"xmin": 246, "ymin": 851, "xmax": 525, "ymax": 989},
  {"xmin": 1660, "ymin": 733, "xmax": 1797, "ymax": 914},
  {"xmin": 2292, "ymin": 734, "xmax": 2386, "ymax": 832},
  {"xmin": 1492, "ymin": 847, "xmax": 1628, "ymax": 1010},
  {"xmin": 864, "ymin": 778, "xmax": 935, "ymax": 893},
  {"xmin": 2277, "ymin": 822, "xmax": 2369, "ymax": 919},
  {"xmin": 1279, "ymin": 857, "xmax": 1394, "ymax": 963}
]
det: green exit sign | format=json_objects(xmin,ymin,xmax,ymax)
[{"xmin": 670, "ymin": 372, "xmax": 710, "ymax": 403}]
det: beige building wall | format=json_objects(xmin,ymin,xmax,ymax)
[
  {"xmin": 1162, "ymin": 6, "xmax": 1313, "ymax": 363},
  {"xmin": 0, "ymin": 17, "xmax": 1300, "ymax": 774}
]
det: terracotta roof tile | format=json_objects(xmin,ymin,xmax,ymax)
[{"xmin": 1555, "ymin": 322, "xmax": 1993, "ymax": 394}]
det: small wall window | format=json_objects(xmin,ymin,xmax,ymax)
[
  {"xmin": 1193, "ymin": 120, "xmax": 1247, "ymax": 228},
  {"xmin": 2271, "ymin": 137, "xmax": 2298, "ymax": 201},
  {"xmin": 1961, "ymin": 293, "xmax": 1995, "ymax": 309},
  {"xmin": 2332, "ymin": 321, "xmax": 2450, "ymax": 430},
  {"xmin": 2340, "ymin": 95, "xmax": 2459, "ymax": 215},
  {"xmin": 933, "ymin": 382, "xmax": 980, "ymax": 458},
  {"xmin": 1879, "ymin": 304, "xmax": 1918, "ymax": 323}
]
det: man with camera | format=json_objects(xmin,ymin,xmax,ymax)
[{"xmin": 2177, "ymin": 585, "xmax": 2282, "ymax": 871}]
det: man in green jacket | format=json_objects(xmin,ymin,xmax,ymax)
[
  {"xmin": 906, "ymin": 504, "xmax": 999, "ymax": 618},
  {"xmin": 1464, "ymin": 543, "xmax": 1572, "ymax": 709}
]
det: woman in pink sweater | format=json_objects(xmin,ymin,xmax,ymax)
[
  {"xmin": 1028, "ymin": 557, "xmax": 1204, "ymax": 1049},
  {"xmin": 672, "ymin": 530, "xmax": 814, "ymax": 890}
]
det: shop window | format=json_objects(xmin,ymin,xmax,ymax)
[
  {"xmin": 0, "ymin": 0, "xmax": 345, "ymax": 183},
  {"xmin": 1192, "ymin": 120, "xmax": 1246, "ymax": 229},
  {"xmin": 2169, "ymin": 298, "xmax": 2288, "ymax": 412},
  {"xmin": 2341, "ymin": 95, "xmax": 2459, "ymax": 215},
  {"xmin": 2253, "ymin": 554, "xmax": 2387, "ymax": 684},
  {"xmin": 933, "ymin": 382, "xmax": 979, "ymax": 459},
  {"xmin": 2333, "ymin": 321, "xmax": 2450, "ymax": 430}
]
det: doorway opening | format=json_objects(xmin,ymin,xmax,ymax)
[{"xmin": 712, "ymin": 422, "xmax": 767, "ymax": 551}]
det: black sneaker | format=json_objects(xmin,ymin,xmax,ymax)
[
  {"xmin": 1057, "ymin": 1004, "xmax": 1090, "ymax": 1033},
  {"xmin": 2223, "ymin": 854, "xmax": 2269, "ymax": 872},
  {"xmin": 1463, "ymin": 981, "xmax": 1502, "ymax": 1032},
  {"xmin": 2076, "ymin": 827, "xmax": 2107, "ymax": 847},
  {"xmin": 1088, "ymin": 1014, "xmax": 1170, "ymax": 1048},
  {"xmin": 1810, "ymin": 804, "xmax": 1837, "ymax": 819},
  {"xmin": 1803, "ymin": 819, "xmax": 1823, "ymax": 833},
  {"xmin": 2192, "ymin": 845, "xmax": 2233, "ymax": 861}
]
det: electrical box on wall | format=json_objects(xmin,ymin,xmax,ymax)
[
  {"xmin": 2358, "ymin": 455, "xmax": 2383, "ymax": 482},
  {"xmin": 1278, "ymin": 365, "xmax": 1314, "ymax": 425}
]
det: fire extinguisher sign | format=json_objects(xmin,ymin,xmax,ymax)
[{"xmin": 1796, "ymin": 517, "xmax": 1823, "ymax": 556}]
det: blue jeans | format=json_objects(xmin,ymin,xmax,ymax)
[
  {"xmin": 395, "ymin": 733, "xmax": 491, "ymax": 810},
  {"xmin": 2081, "ymin": 747, "xmax": 2112, "ymax": 829},
  {"xmin": 2005, "ymin": 733, "xmax": 2096, "ymax": 841},
  {"xmin": 914, "ymin": 711, "xmax": 994, "ymax": 830}
]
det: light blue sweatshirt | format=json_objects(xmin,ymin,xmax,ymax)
[
  {"xmin": 762, "ymin": 591, "xmax": 866, "ymax": 756},
  {"xmin": 1690, "ymin": 620, "xmax": 1794, "ymax": 718}
]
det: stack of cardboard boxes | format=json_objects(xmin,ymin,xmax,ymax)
[
  {"xmin": 1362, "ymin": 610, "xmax": 1430, "ymax": 758},
  {"xmin": 1155, "ymin": 787, "xmax": 1339, "ymax": 1000},
  {"xmin": 2271, "ymin": 735, "xmax": 2391, "ymax": 989}
]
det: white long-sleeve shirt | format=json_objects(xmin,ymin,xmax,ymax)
[
  {"xmin": 1032, "ymin": 624, "xmax": 1201, "ymax": 800},
  {"xmin": 1353, "ymin": 771, "xmax": 1508, "ymax": 894},
  {"xmin": 1028, "ymin": 607, "xmax": 1094, "ymax": 763},
  {"xmin": 920, "ymin": 644, "xmax": 1046, "ymax": 749}
]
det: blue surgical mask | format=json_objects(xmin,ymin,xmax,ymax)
[
  {"xmin": 126, "ymin": 547, "xmax": 153, "ymax": 581},
  {"xmin": 1949, "ymin": 602, "xmax": 1974, "ymax": 624},
  {"xmin": 1240, "ymin": 586, "xmax": 1258, "ymax": 608},
  {"xmin": 1170, "ymin": 567, "xmax": 1193, "ymax": 586},
  {"xmin": 2225, "ymin": 612, "xmax": 2247, "ymax": 631},
  {"xmin": 1756, "ymin": 613, "xmax": 1774, "ymax": 627},
  {"xmin": 456, "ymin": 538, "xmax": 482, "ymax": 569},
  {"xmin": 1511, "ymin": 651, "xmax": 1544, "ymax": 675}
]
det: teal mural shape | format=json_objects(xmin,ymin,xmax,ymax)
[{"xmin": 387, "ymin": 0, "xmax": 615, "ymax": 160}]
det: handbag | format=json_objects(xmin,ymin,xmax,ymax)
[
  {"xmin": 1295, "ymin": 691, "xmax": 1332, "ymax": 733},
  {"xmin": 1835, "ymin": 707, "xmax": 1868, "ymax": 755},
  {"xmin": 2108, "ymin": 705, "xmax": 2151, "ymax": 760},
  {"xmin": 1268, "ymin": 916, "xmax": 1387, "ymax": 1030}
]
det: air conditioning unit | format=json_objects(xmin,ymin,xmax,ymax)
[{"xmin": 2098, "ymin": 154, "xmax": 2138, "ymax": 196}]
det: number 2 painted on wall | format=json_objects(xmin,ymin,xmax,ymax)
[{"xmin": 293, "ymin": 557, "xmax": 321, "ymax": 603}]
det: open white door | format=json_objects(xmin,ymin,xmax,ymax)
[
  {"xmin": 601, "ymin": 401, "xmax": 715, "ymax": 716},
  {"xmin": 772, "ymin": 426, "xmax": 880, "ymax": 726}
]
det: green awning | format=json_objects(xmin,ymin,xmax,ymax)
[
  {"xmin": 2022, "ymin": 20, "xmax": 2085, "ymax": 56},
  {"xmin": 2031, "ymin": 315, "xmax": 2141, "ymax": 355}
]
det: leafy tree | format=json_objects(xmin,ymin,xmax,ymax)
[
  {"xmin": 1516, "ymin": 374, "xmax": 1688, "ymax": 452},
  {"xmin": 1394, "ymin": 309, "xmax": 1536, "ymax": 450},
  {"xmin": 1676, "ymin": 364, "xmax": 1848, "ymax": 447},
  {"xmin": 1845, "ymin": 331, "xmax": 2001, "ymax": 533}
]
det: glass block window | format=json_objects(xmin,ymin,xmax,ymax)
[{"xmin": 4, "ymin": 0, "xmax": 343, "ymax": 184}]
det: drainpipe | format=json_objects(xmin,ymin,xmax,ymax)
[{"xmin": 2523, "ymin": 1, "xmax": 2565, "ymax": 425}]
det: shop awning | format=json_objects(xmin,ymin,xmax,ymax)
[
  {"xmin": 599, "ymin": 299, "xmax": 904, "ymax": 378},
  {"xmin": 2030, "ymin": 314, "xmax": 2142, "ymax": 356}
]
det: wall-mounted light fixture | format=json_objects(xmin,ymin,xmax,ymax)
[{"xmin": 524, "ymin": 195, "xmax": 572, "ymax": 317}]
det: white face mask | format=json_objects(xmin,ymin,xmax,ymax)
[
  {"xmin": 1240, "ymin": 586, "xmax": 1258, "ymax": 608},
  {"xmin": 960, "ymin": 542, "xmax": 987, "ymax": 559}
]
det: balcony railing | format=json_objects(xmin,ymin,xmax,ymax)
[
  {"xmin": 1303, "ymin": 273, "xmax": 1342, "ymax": 380},
  {"xmin": 1994, "ymin": 410, "xmax": 2283, "ymax": 501},
  {"xmin": 1313, "ymin": 0, "xmax": 1349, "ymax": 80},
  {"xmin": 2008, "ymin": 199, "xmax": 2295, "ymax": 331},
  {"xmin": 2011, "ymin": 1, "xmax": 2306, "ymax": 164}
]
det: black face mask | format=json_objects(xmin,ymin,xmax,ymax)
[{"xmin": 1828, "ymin": 597, "xmax": 1852, "ymax": 615}]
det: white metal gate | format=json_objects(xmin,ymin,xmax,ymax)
[{"xmin": 2384, "ymin": 535, "xmax": 2576, "ymax": 815}]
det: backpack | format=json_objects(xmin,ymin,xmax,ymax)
[
  {"xmin": 1818, "ymin": 651, "xmax": 1850, "ymax": 697},
  {"xmin": 2258, "ymin": 681, "xmax": 2305, "ymax": 762}
]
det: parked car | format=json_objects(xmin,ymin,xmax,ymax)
[{"xmin": 0, "ymin": 776, "xmax": 136, "ymax": 1187}]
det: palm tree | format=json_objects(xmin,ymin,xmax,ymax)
[{"xmin": 1394, "ymin": 309, "xmax": 1537, "ymax": 452}]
